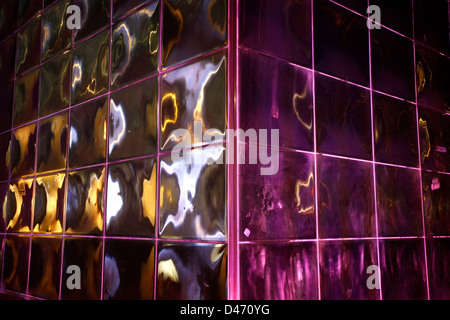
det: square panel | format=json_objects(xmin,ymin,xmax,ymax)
[
  {"xmin": 159, "ymin": 146, "xmax": 226, "ymax": 240},
  {"xmin": 111, "ymin": 1, "xmax": 159, "ymax": 89},
  {"xmin": 0, "ymin": 83, "xmax": 15, "ymax": 133},
  {"xmin": 61, "ymin": 237, "xmax": 102, "ymax": 300},
  {"xmin": 33, "ymin": 173, "xmax": 65, "ymax": 234},
  {"xmin": 66, "ymin": 166, "xmax": 105, "ymax": 235},
  {"xmin": 319, "ymin": 240, "xmax": 379, "ymax": 300},
  {"xmin": 239, "ymin": 0, "xmax": 311, "ymax": 68},
  {"xmin": 315, "ymin": 74, "xmax": 372, "ymax": 160},
  {"xmin": 162, "ymin": 0, "xmax": 227, "ymax": 68},
  {"xmin": 317, "ymin": 156, "xmax": 375, "ymax": 239},
  {"xmin": 0, "ymin": 132, "xmax": 11, "ymax": 181},
  {"xmin": 414, "ymin": 0, "xmax": 450, "ymax": 55},
  {"xmin": 370, "ymin": 26, "xmax": 415, "ymax": 101},
  {"xmin": 240, "ymin": 148, "xmax": 315, "ymax": 241},
  {"xmin": 240, "ymin": 242, "xmax": 318, "ymax": 300},
  {"xmin": 239, "ymin": 50, "xmax": 314, "ymax": 152},
  {"xmin": 28, "ymin": 236, "xmax": 62, "ymax": 299},
  {"xmin": 16, "ymin": 15, "xmax": 41, "ymax": 75},
  {"xmin": 71, "ymin": 29, "xmax": 110, "ymax": 105},
  {"xmin": 369, "ymin": 0, "xmax": 413, "ymax": 37},
  {"xmin": 106, "ymin": 157, "xmax": 156, "ymax": 237},
  {"xmin": 2, "ymin": 235, "xmax": 30, "ymax": 293},
  {"xmin": 416, "ymin": 44, "xmax": 450, "ymax": 112},
  {"xmin": 0, "ymin": 35, "xmax": 16, "ymax": 86},
  {"xmin": 103, "ymin": 239, "xmax": 155, "ymax": 300},
  {"xmin": 42, "ymin": 0, "xmax": 72, "ymax": 61},
  {"xmin": 426, "ymin": 238, "xmax": 450, "ymax": 300},
  {"xmin": 69, "ymin": 97, "xmax": 107, "ymax": 168},
  {"xmin": 156, "ymin": 242, "xmax": 227, "ymax": 300},
  {"xmin": 376, "ymin": 165, "xmax": 422, "ymax": 237},
  {"xmin": 37, "ymin": 112, "xmax": 68, "ymax": 174},
  {"xmin": 109, "ymin": 77, "xmax": 158, "ymax": 162},
  {"xmin": 373, "ymin": 92, "xmax": 418, "ymax": 167},
  {"xmin": 160, "ymin": 51, "xmax": 226, "ymax": 151},
  {"xmin": 379, "ymin": 239, "xmax": 427, "ymax": 300},
  {"xmin": 422, "ymin": 172, "xmax": 450, "ymax": 236},
  {"xmin": 73, "ymin": 0, "xmax": 111, "ymax": 42},
  {"xmin": 40, "ymin": 51, "xmax": 71, "ymax": 117},
  {"xmin": 419, "ymin": 107, "xmax": 450, "ymax": 173},
  {"xmin": 10, "ymin": 123, "xmax": 37, "ymax": 179},
  {"xmin": 314, "ymin": 0, "xmax": 370, "ymax": 86},
  {"xmin": 5, "ymin": 178, "xmax": 34, "ymax": 233},
  {"xmin": 14, "ymin": 68, "xmax": 40, "ymax": 127}
]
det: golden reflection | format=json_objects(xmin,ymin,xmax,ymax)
[
  {"xmin": 208, "ymin": 0, "xmax": 226, "ymax": 36},
  {"xmin": 293, "ymin": 88, "xmax": 313, "ymax": 130},
  {"xmin": 140, "ymin": 246, "xmax": 155, "ymax": 299},
  {"xmin": 416, "ymin": 62, "xmax": 426, "ymax": 93},
  {"xmin": 33, "ymin": 174, "xmax": 64, "ymax": 233},
  {"xmin": 158, "ymin": 259, "xmax": 179, "ymax": 283},
  {"xmin": 419, "ymin": 118, "xmax": 431, "ymax": 162},
  {"xmin": 38, "ymin": 115, "xmax": 67, "ymax": 173},
  {"xmin": 72, "ymin": 60, "xmax": 82, "ymax": 89},
  {"xmin": 7, "ymin": 178, "xmax": 33, "ymax": 232},
  {"xmin": 294, "ymin": 172, "xmax": 314, "ymax": 215},
  {"xmin": 12, "ymin": 124, "xmax": 36, "ymax": 176},
  {"xmin": 161, "ymin": 92, "xmax": 179, "ymax": 131},
  {"xmin": 142, "ymin": 163, "xmax": 157, "ymax": 227},
  {"xmin": 162, "ymin": 3, "xmax": 183, "ymax": 64},
  {"xmin": 33, "ymin": 239, "xmax": 61, "ymax": 298}
]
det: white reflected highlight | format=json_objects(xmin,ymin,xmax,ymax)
[{"xmin": 109, "ymin": 99, "xmax": 127, "ymax": 155}]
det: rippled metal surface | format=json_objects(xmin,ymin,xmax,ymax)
[
  {"xmin": 17, "ymin": 0, "xmax": 41, "ymax": 26},
  {"xmin": 161, "ymin": 51, "xmax": 226, "ymax": 151},
  {"xmin": 111, "ymin": 1, "xmax": 159, "ymax": 89},
  {"xmin": 5, "ymin": 178, "xmax": 34, "ymax": 233},
  {"xmin": 318, "ymin": 156, "xmax": 375, "ymax": 238},
  {"xmin": 34, "ymin": 173, "xmax": 65, "ymax": 234},
  {"xmin": 418, "ymin": 107, "xmax": 450, "ymax": 173},
  {"xmin": 379, "ymin": 239, "xmax": 427, "ymax": 300},
  {"xmin": 162, "ymin": 0, "xmax": 227, "ymax": 68},
  {"xmin": 69, "ymin": 97, "xmax": 107, "ymax": 168},
  {"xmin": 0, "ymin": 35, "xmax": 16, "ymax": 85},
  {"xmin": 157, "ymin": 242, "xmax": 227, "ymax": 299},
  {"xmin": 14, "ymin": 68, "xmax": 39, "ymax": 127},
  {"xmin": 37, "ymin": 112, "xmax": 68, "ymax": 173},
  {"xmin": 320, "ymin": 240, "xmax": 378, "ymax": 300},
  {"xmin": 373, "ymin": 92, "xmax": 418, "ymax": 167},
  {"xmin": 0, "ymin": 83, "xmax": 14, "ymax": 132},
  {"xmin": 61, "ymin": 237, "xmax": 102, "ymax": 300},
  {"xmin": 113, "ymin": 0, "xmax": 149, "ymax": 21},
  {"xmin": 3, "ymin": 235, "xmax": 30, "ymax": 293},
  {"xmin": 72, "ymin": 30, "xmax": 110, "ymax": 105},
  {"xmin": 416, "ymin": 44, "xmax": 450, "ymax": 112},
  {"xmin": 422, "ymin": 172, "xmax": 450, "ymax": 236},
  {"xmin": 376, "ymin": 165, "xmax": 422, "ymax": 237},
  {"xmin": 314, "ymin": 0, "xmax": 369, "ymax": 86},
  {"xmin": 240, "ymin": 0, "xmax": 311, "ymax": 68},
  {"xmin": 42, "ymin": 0, "xmax": 71, "ymax": 61},
  {"xmin": 240, "ymin": 242, "xmax": 317, "ymax": 299},
  {"xmin": 109, "ymin": 77, "xmax": 157, "ymax": 161},
  {"xmin": 73, "ymin": 0, "xmax": 111, "ymax": 42},
  {"xmin": 40, "ymin": 51, "xmax": 71, "ymax": 117},
  {"xmin": 316, "ymin": 74, "xmax": 372, "ymax": 160},
  {"xmin": 107, "ymin": 158, "xmax": 156, "ymax": 237},
  {"xmin": 240, "ymin": 148, "xmax": 315, "ymax": 240},
  {"xmin": 239, "ymin": 50, "xmax": 313, "ymax": 151},
  {"xmin": 16, "ymin": 15, "xmax": 41, "ymax": 75},
  {"xmin": 66, "ymin": 167, "xmax": 105, "ymax": 235},
  {"xmin": 104, "ymin": 239, "xmax": 155, "ymax": 300},
  {"xmin": 0, "ymin": 132, "xmax": 10, "ymax": 181},
  {"xmin": 371, "ymin": 26, "xmax": 415, "ymax": 102},
  {"xmin": 10, "ymin": 123, "xmax": 36, "ymax": 178},
  {"xmin": 159, "ymin": 147, "xmax": 226, "ymax": 240},
  {"xmin": 29, "ymin": 237, "xmax": 62, "ymax": 299},
  {"xmin": 426, "ymin": 238, "xmax": 450, "ymax": 300}
]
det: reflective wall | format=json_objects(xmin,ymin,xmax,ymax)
[{"xmin": 0, "ymin": 0, "xmax": 449, "ymax": 300}]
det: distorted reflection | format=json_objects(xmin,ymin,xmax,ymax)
[
  {"xmin": 159, "ymin": 146, "xmax": 225, "ymax": 240},
  {"xmin": 109, "ymin": 100, "xmax": 126, "ymax": 155},
  {"xmin": 66, "ymin": 168, "xmax": 105, "ymax": 235},
  {"xmin": 161, "ymin": 52, "xmax": 226, "ymax": 151},
  {"xmin": 6, "ymin": 178, "xmax": 34, "ymax": 233},
  {"xmin": 33, "ymin": 174, "xmax": 65, "ymax": 234},
  {"xmin": 10, "ymin": 123, "xmax": 36, "ymax": 178},
  {"xmin": 37, "ymin": 113, "xmax": 68, "ymax": 173}
]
